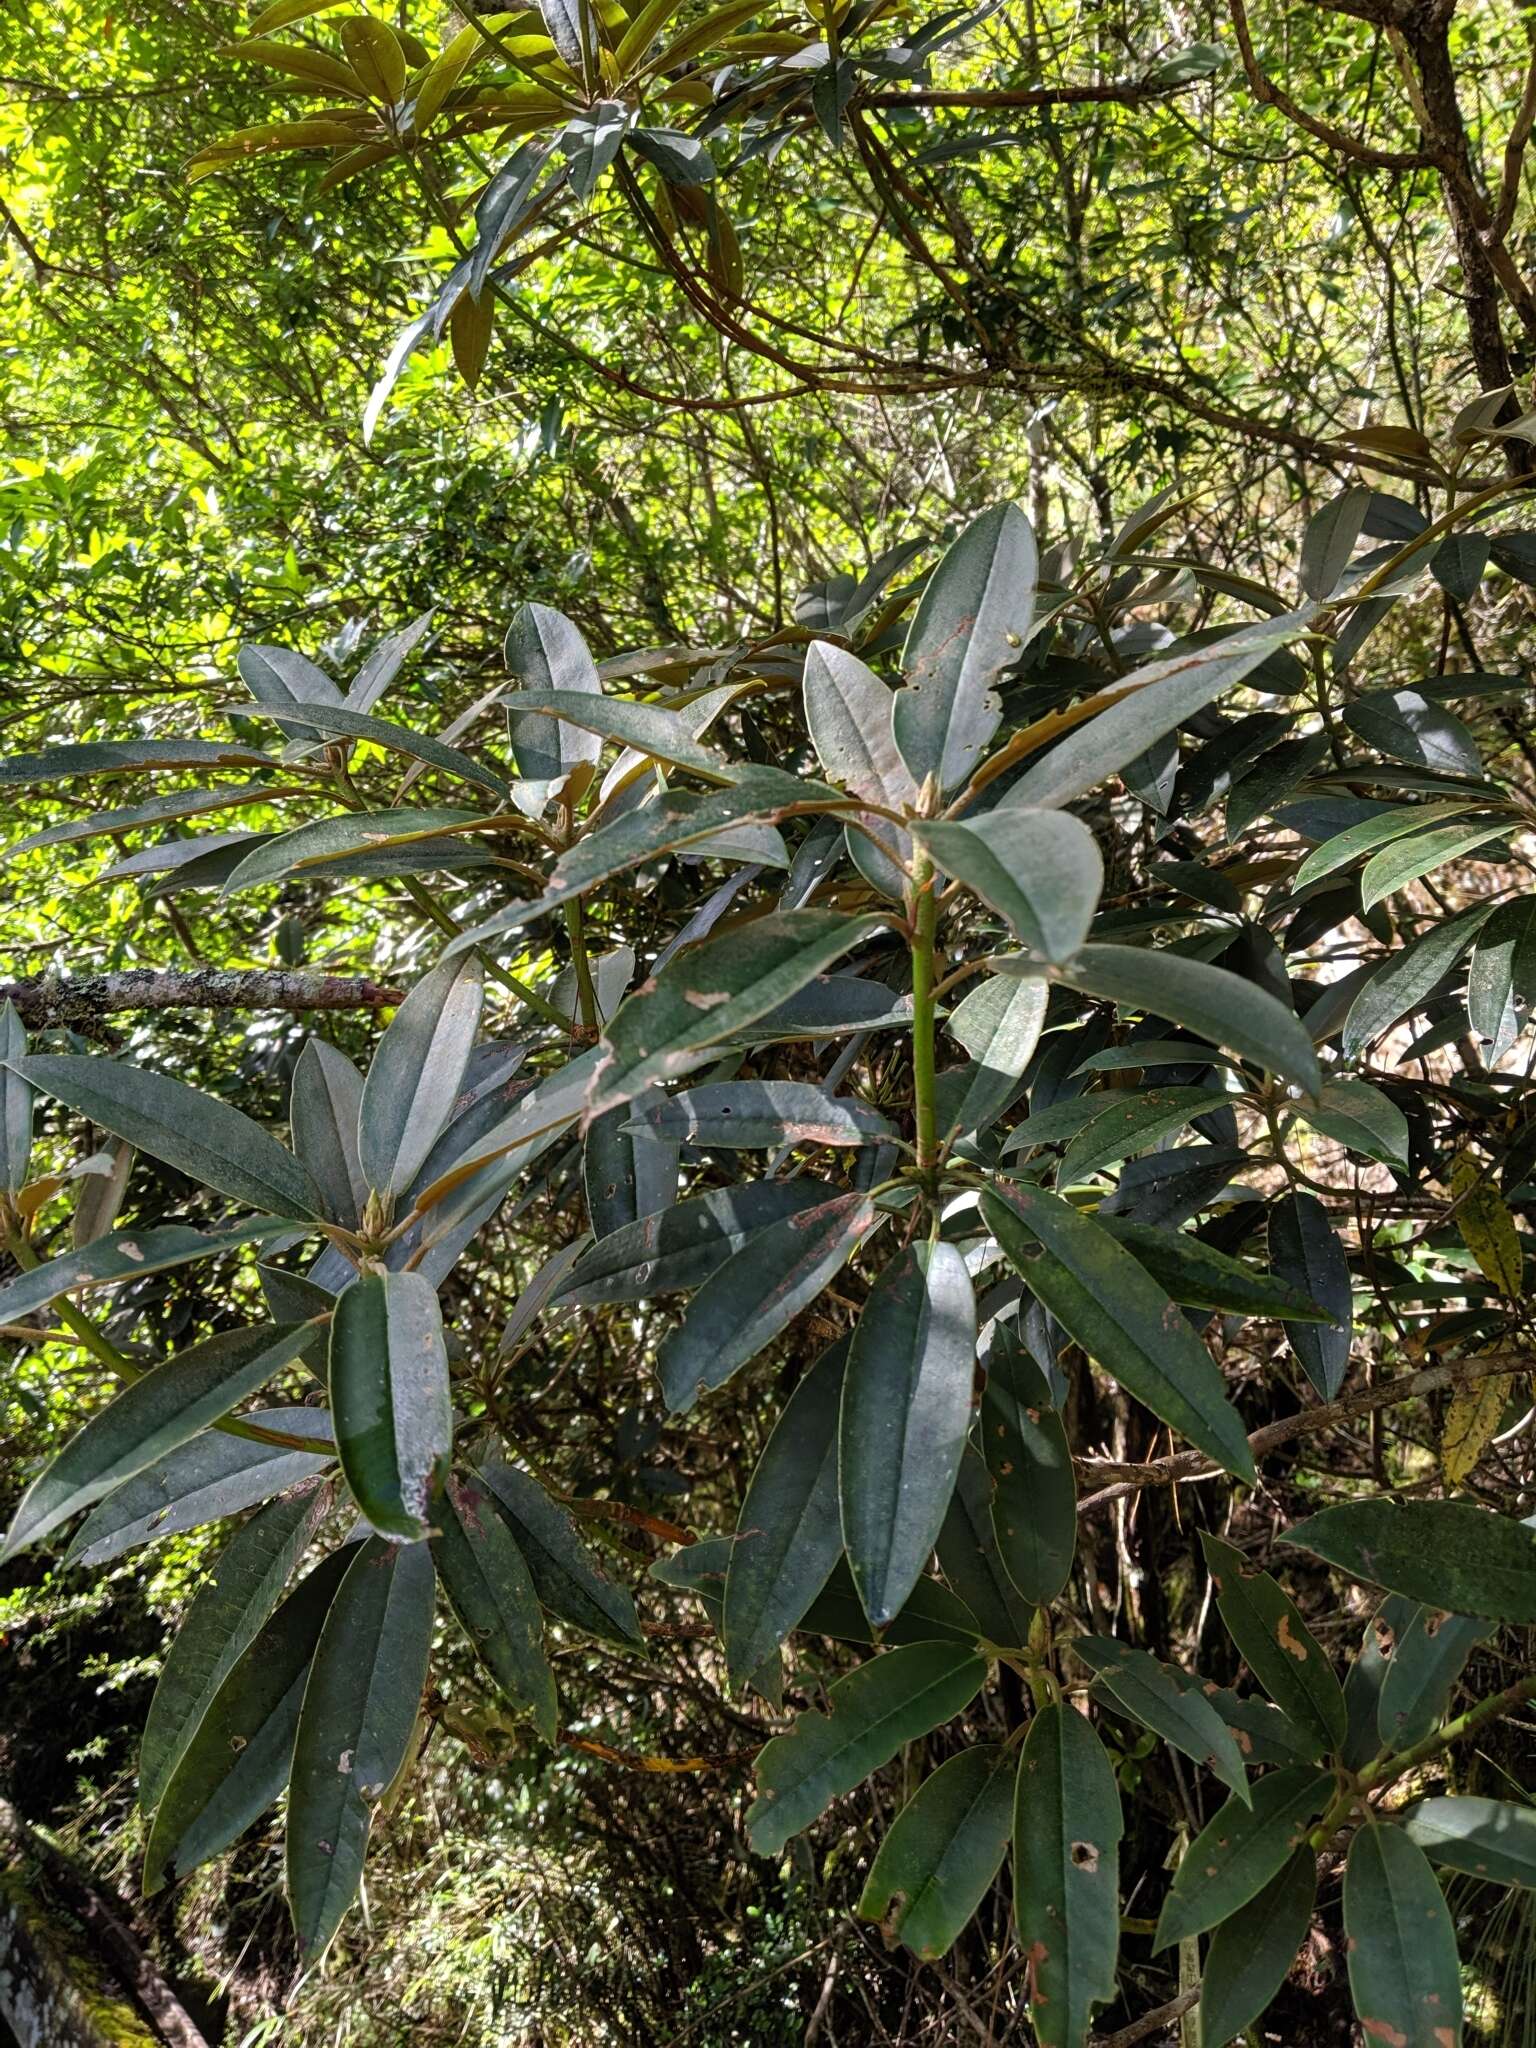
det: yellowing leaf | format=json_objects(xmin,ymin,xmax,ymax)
[
  {"xmin": 1452, "ymin": 1150, "xmax": 1523, "ymax": 1296},
  {"xmin": 1441, "ymin": 1369, "xmax": 1511, "ymax": 1486}
]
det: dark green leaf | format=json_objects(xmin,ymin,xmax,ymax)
[
  {"xmin": 433, "ymin": 1471, "xmax": 558, "ymax": 1740},
  {"xmin": 583, "ymin": 1091, "xmax": 678, "ymax": 1239},
  {"xmin": 857, "ymin": 1747, "xmax": 1013, "ymax": 1960},
  {"xmin": 657, "ymin": 1189, "xmax": 878, "ymax": 1412},
  {"xmin": 358, "ymin": 954, "xmax": 483, "ymax": 1200},
  {"xmin": 1293, "ymin": 800, "xmax": 1476, "ymax": 889},
  {"xmin": 329, "ymin": 1271, "xmax": 452, "ymax": 1543},
  {"xmin": 140, "ymin": 1485, "xmax": 327, "ymax": 1815},
  {"xmin": 0, "ymin": 739, "xmax": 280, "ymax": 788},
  {"xmin": 1153, "ymin": 1765, "xmax": 1331, "ymax": 1949},
  {"xmin": 220, "ymin": 700, "xmax": 512, "ymax": 799},
  {"xmin": 798, "ymin": 1561, "xmax": 983, "ymax": 1648},
  {"xmin": 142, "ymin": 1543, "xmax": 355, "ymax": 1895},
  {"xmin": 0, "ymin": 1000, "xmax": 31, "ymax": 1194},
  {"xmin": 289, "ymin": 1040, "xmax": 368, "ymax": 1227},
  {"xmin": 745, "ymin": 1642, "xmax": 986, "ymax": 1858},
  {"xmin": 1377, "ymin": 1604, "xmax": 1491, "ymax": 1751},
  {"xmin": 840, "ymin": 1240, "xmax": 976, "ymax": 1627},
  {"xmin": 1060, "ymin": 946, "xmax": 1321, "ymax": 1094},
  {"xmin": 1268, "ymin": 1192, "xmax": 1352, "ymax": 1398},
  {"xmin": 475, "ymin": 1456, "xmax": 644, "ymax": 1646},
  {"xmin": 1403, "ymin": 1795, "xmax": 1536, "ymax": 1888},
  {"xmin": 0, "ymin": 1219, "xmax": 293, "ymax": 1322},
  {"xmin": 982, "ymin": 1185, "xmax": 1256, "ymax": 1483},
  {"xmin": 1200, "ymin": 1532, "xmax": 1345, "ymax": 1756},
  {"xmin": 1285, "ymin": 1498, "xmax": 1536, "ymax": 1622},
  {"xmin": 722, "ymin": 1339, "xmax": 846, "ymax": 1685},
  {"xmin": 10, "ymin": 1055, "xmax": 325, "ymax": 1221},
  {"xmin": 981, "ymin": 1333, "xmax": 1074, "ymax": 1605},
  {"xmin": 1076, "ymin": 1637, "xmax": 1249, "ymax": 1802},
  {"xmin": 627, "ymin": 1081, "xmax": 894, "ymax": 1149},
  {"xmin": 286, "ymin": 1537, "xmax": 436, "ymax": 1962},
  {"xmin": 916, "ymin": 809, "xmax": 1102, "ymax": 964},
  {"xmin": 586, "ymin": 911, "xmax": 888, "ymax": 1117},
  {"xmin": 1013, "ymin": 1702, "xmax": 1123, "ymax": 2047},
  {"xmin": 936, "ymin": 1445, "xmax": 1034, "ymax": 1649},
  {"xmin": 3, "ymin": 1322, "xmax": 320, "ymax": 1561},
  {"xmin": 555, "ymin": 1180, "xmax": 831, "ymax": 1304},
  {"xmin": 1360, "ymin": 815, "xmax": 1508, "ymax": 913},
  {"xmin": 1198, "ymin": 1850, "xmax": 1317, "ymax": 2047},
  {"xmin": 1300, "ymin": 485, "xmax": 1371, "ymax": 600},
  {"xmin": 941, "ymin": 973, "xmax": 1049, "ymax": 1133},
  {"xmin": 894, "ymin": 502, "xmax": 1034, "ymax": 792},
  {"xmin": 504, "ymin": 602, "xmax": 603, "ymax": 799},
  {"xmin": 1467, "ymin": 897, "xmax": 1536, "ymax": 1061},
  {"xmin": 66, "ymin": 1410, "xmax": 336, "ymax": 1566},
  {"xmin": 1100, "ymin": 1217, "xmax": 1333, "ymax": 1322},
  {"xmin": 1343, "ymin": 1822, "xmax": 1463, "ymax": 2048},
  {"xmin": 222, "ymin": 806, "xmax": 483, "ymax": 893},
  {"xmin": 506, "ymin": 690, "xmax": 732, "ymax": 781},
  {"xmin": 1297, "ymin": 1078, "xmax": 1409, "ymax": 1167},
  {"xmin": 802, "ymin": 640, "xmax": 917, "ymax": 807},
  {"xmin": 1342, "ymin": 900, "xmax": 1495, "ymax": 1061},
  {"xmin": 1345, "ymin": 689, "xmax": 1483, "ymax": 779}
]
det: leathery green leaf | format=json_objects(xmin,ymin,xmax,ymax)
[
  {"xmin": 433, "ymin": 1470, "xmax": 558, "ymax": 1740},
  {"xmin": 917, "ymin": 809, "xmax": 1102, "ymax": 964},
  {"xmin": 555, "ymin": 1179, "xmax": 831, "ymax": 1305},
  {"xmin": 358, "ymin": 953, "xmax": 484, "ymax": 1201},
  {"xmin": 657, "ymin": 1189, "xmax": 879, "ymax": 1412},
  {"xmin": 1060, "ymin": 945, "xmax": 1322, "ymax": 1094},
  {"xmin": 1268, "ymin": 1191, "xmax": 1352, "ymax": 1398},
  {"xmin": 0, "ymin": 1219, "xmax": 298, "ymax": 1323},
  {"xmin": 1198, "ymin": 1849, "xmax": 1317, "ymax": 2046},
  {"xmin": 140, "ymin": 1484, "xmax": 328, "ymax": 1814},
  {"xmin": 1377, "ymin": 1604, "xmax": 1491, "ymax": 1751},
  {"xmin": 142, "ymin": 1542, "xmax": 355, "ymax": 1896},
  {"xmin": 857, "ymin": 1746, "xmax": 1013, "ymax": 1960},
  {"xmin": 1344, "ymin": 1822, "xmax": 1464, "ymax": 2048},
  {"xmin": 802, "ymin": 640, "xmax": 917, "ymax": 807},
  {"xmin": 1403, "ymin": 1795, "xmax": 1536, "ymax": 1889},
  {"xmin": 1153, "ymin": 1765, "xmax": 1331, "ymax": 1950},
  {"xmin": 286, "ymin": 1538, "xmax": 436, "ymax": 1963},
  {"xmin": 0, "ymin": 1000, "xmax": 32, "ymax": 1194},
  {"xmin": 8, "ymin": 1054, "xmax": 325, "ymax": 1221},
  {"xmin": 289, "ymin": 1039, "xmax": 368, "ymax": 1227},
  {"xmin": 585, "ymin": 911, "xmax": 888, "ymax": 1118},
  {"xmin": 894, "ymin": 501, "xmax": 1035, "ymax": 793},
  {"xmin": 1076, "ymin": 1637, "xmax": 1249, "ymax": 1803},
  {"xmin": 1285, "ymin": 1497, "xmax": 1536, "ymax": 1623},
  {"xmin": 475, "ymin": 1456, "xmax": 643, "ymax": 1646},
  {"xmin": 329, "ymin": 1272, "xmax": 452, "ymax": 1543},
  {"xmin": 981, "ymin": 1331, "xmax": 1075, "ymax": 1606},
  {"xmin": 1200, "ymin": 1531, "xmax": 1345, "ymax": 1756},
  {"xmin": 1013, "ymin": 1701, "xmax": 1123, "ymax": 2048},
  {"xmin": 2, "ymin": 1322, "xmax": 320, "ymax": 1562},
  {"xmin": 722, "ymin": 1339, "xmax": 846, "ymax": 1686},
  {"xmin": 982, "ymin": 1185, "xmax": 1257, "ymax": 1483},
  {"xmin": 1099, "ymin": 1217, "xmax": 1334, "ymax": 1323},
  {"xmin": 936, "ymin": 1445, "xmax": 1035, "ymax": 1649},
  {"xmin": 840, "ymin": 1240, "xmax": 976, "ymax": 1628},
  {"xmin": 745, "ymin": 1641, "xmax": 986, "ymax": 1859},
  {"xmin": 627, "ymin": 1080, "xmax": 894, "ymax": 1150}
]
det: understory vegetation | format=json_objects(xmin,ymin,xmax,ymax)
[{"xmin": 5, "ymin": 2, "xmax": 1536, "ymax": 2044}]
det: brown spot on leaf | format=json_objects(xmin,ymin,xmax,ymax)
[
  {"xmin": 1070, "ymin": 1841, "xmax": 1099, "ymax": 1872},
  {"xmin": 1276, "ymin": 1614, "xmax": 1309, "ymax": 1662},
  {"xmin": 1361, "ymin": 2024, "xmax": 1408, "ymax": 2046}
]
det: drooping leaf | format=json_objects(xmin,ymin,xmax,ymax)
[
  {"xmin": 1076, "ymin": 1637, "xmax": 1249, "ymax": 1803},
  {"xmin": 798, "ymin": 1560, "xmax": 983, "ymax": 1649},
  {"xmin": 0, "ymin": 739, "xmax": 280, "ymax": 788},
  {"xmin": 0, "ymin": 1219, "xmax": 297, "ymax": 1322},
  {"xmin": 358, "ymin": 955, "xmax": 484, "ymax": 1201},
  {"xmin": 433, "ymin": 1471, "xmax": 558, "ymax": 1740},
  {"xmin": 1345, "ymin": 688, "xmax": 1484, "ymax": 779},
  {"xmin": 1377, "ymin": 1604, "xmax": 1491, "ymax": 1751},
  {"xmin": 1268, "ymin": 1191, "xmax": 1352, "ymax": 1398},
  {"xmin": 475, "ymin": 1456, "xmax": 643, "ymax": 1646},
  {"xmin": 1466, "ymin": 897, "xmax": 1536, "ymax": 1061},
  {"xmin": 2, "ymin": 1322, "xmax": 321, "ymax": 1561},
  {"xmin": 1360, "ymin": 815, "xmax": 1509, "ymax": 913},
  {"xmin": 722, "ymin": 1339, "xmax": 846, "ymax": 1686},
  {"xmin": 328, "ymin": 1272, "xmax": 452, "ymax": 1543},
  {"xmin": 1297, "ymin": 1078, "xmax": 1410, "ymax": 1167},
  {"xmin": 583, "ymin": 1091, "xmax": 678, "ymax": 1239},
  {"xmin": 585, "ymin": 911, "xmax": 888, "ymax": 1117},
  {"xmin": 1059, "ymin": 947, "xmax": 1321, "ymax": 1094},
  {"xmin": 917, "ymin": 809, "xmax": 1102, "ymax": 964},
  {"xmin": 840, "ymin": 1240, "xmax": 976, "ymax": 1628},
  {"xmin": 1451, "ymin": 1148, "xmax": 1524, "ymax": 1297},
  {"xmin": 981, "ymin": 1333, "xmax": 1075, "ymax": 1606},
  {"xmin": 66, "ymin": 1410, "xmax": 336, "ymax": 1567},
  {"xmin": 1300, "ymin": 485, "xmax": 1371, "ymax": 599},
  {"xmin": 936, "ymin": 1445, "xmax": 1035, "ymax": 1648},
  {"xmin": 223, "ymin": 805, "xmax": 484, "ymax": 893},
  {"xmin": 982, "ymin": 1185, "xmax": 1256, "ymax": 1483},
  {"xmin": 940, "ymin": 973, "xmax": 1050, "ymax": 1133},
  {"xmin": 744, "ymin": 1641, "xmax": 987, "ymax": 1858},
  {"xmin": 286, "ymin": 1537, "xmax": 437, "ymax": 1962},
  {"xmin": 1343, "ymin": 1822, "xmax": 1464, "ymax": 2048},
  {"xmin": 657, "ymin": 1189, "xmax": 879, "ymax": 1412},
  {"xmin": 1198, "ymin": 1850, "xmax": 1317, "ymax": 2047},
  {"xmin": 1153, "ymin": 1765, "xmax": 1331, "ymax": 1949},
  {"xmin": 1403, "ymin": 1796, "xmax": 1536, "ymax": 1888},
  {"xmin": 857, "ymin": 1747, "xmax": 1013, "ymax": 1960},
  {"xmin": 223, "ymin": 700, "xmax": 512, "ymax": 799},
  {"xmin": 555, "ymin": 1180, "xmax": 831, "ymax": 1304},
  {"xmin": 626, "ymin": 1081, "xmax": 894, "ymax": 1150},
  {"xmin": 1200, "ymin": 1531, "xmax": 1345, "ymax": 1757},
  {"xmin": 290, "ymin": 1040, "xmax": 368, "ymax": 1227},
  {"xmin": 894, "ymin": 502, "xmax": 1035, "ymax": 793},
  {"xmin": 1013, "ymin": 1701, "xmax": 1123, "ymax": 2048},
  {"xmin": 9, "ymin": 1055, "xmax": 325, "ymax": 1220},
  {"xmin": 142, "ymin": 1543, "xmax": 356, "ymax": 1895},
  {"xmin": 0, "ymin": 1000, "xmax": 32, "ymax": 1194},
  {"xmin": 1099, "ymin": 1218, "xmax": 1333, "ymax": 1322},
  {"xmin": 1441, "ymin": 1369, "xmax": 1513, "ymax": 1486},
  {"xmin": 1342, "ymin": 900, "xmax": 1496, "ymax": 1062},
  {"xmin": 1285, "ymin": 1498, "xmax": 1536, "ymax": 1622},
  {"xmin": 140, "ymin": 1485, "xmax": 327, "ymax": 1815}
]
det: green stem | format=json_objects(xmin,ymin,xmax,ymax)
[
  {"xmin": 909, "ymin": 850, "xmax": 940, "ymax": 1183},
  {"xmin": 1358, "ymin": 1670, "xmax": 1536, "ymax": 1794}
]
